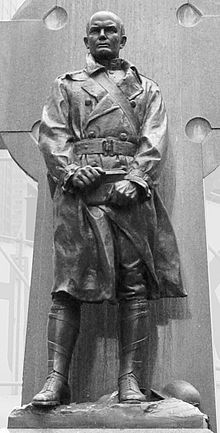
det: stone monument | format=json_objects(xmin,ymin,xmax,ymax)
[{"xmin": 0, "ymin": 0, "xmax": 218, "ymax": 430}]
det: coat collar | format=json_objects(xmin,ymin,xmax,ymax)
[
  {"xmin": 84, "ymin": 53, "xmax": 106, "ymax": 75},
  {"xmin": 84, "ymin": 53, "xmax": 142, "ymax": 81},
  {"xmin": 82, "ymin": 54, "xmax": 143, "ymax": 100}
]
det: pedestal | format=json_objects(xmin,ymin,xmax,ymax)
[{"xmin": 8, "ymin": 394, "xmax": 209, "ymax": 429}]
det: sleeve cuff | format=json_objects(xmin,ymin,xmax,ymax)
[
  {"xmin": 125, "ymin": 174, "xmax": 152, "ymax": 200},
  {"xmin": 62, "ymin": 164, "xmax": 80, "ymax": 192},
  {"xmin": 54, "ymin": 163, "xmax": 80, "ymax": 192}
]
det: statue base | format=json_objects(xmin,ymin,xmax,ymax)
[{"xmin": 8, "ymin": 392, "xmax": 209, "ymax": 429}]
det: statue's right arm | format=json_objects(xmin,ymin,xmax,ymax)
[
  {"xmin": 39, "ymin": 77, "xmax": 104, "ymax": 192},
  {"xmin": 38, "ymin": 77, "xmax": 80, "ymax": 191}
]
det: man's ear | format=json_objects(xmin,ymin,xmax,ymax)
[
  {"xmin": 120, "ymin": 35, "xmax": 127, "ymax": 49},
  {"xmin": 84, "ymin": 37, "xmax": 89, "ymax": 49}
]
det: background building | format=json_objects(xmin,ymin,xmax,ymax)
[
  {"xmin": 0, "ymin": 1, "xmax": 37, "ymax": 425},
  {"xmin": 0, "ymin": 0, "xmax": 24, "ymax": 20}
]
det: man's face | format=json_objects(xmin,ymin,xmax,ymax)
[{"xmin": 84, "ymin": 13, "xmax": 126, "ymax": 61}]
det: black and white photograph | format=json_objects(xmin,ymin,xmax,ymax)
[{"xmin": 0, "ymin": 1, "xmax": 219, "ymax": 431}]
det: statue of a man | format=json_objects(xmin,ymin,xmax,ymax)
[{"xmin": 32, "ymin": 10, "xmax": 186, "ymax": 407}]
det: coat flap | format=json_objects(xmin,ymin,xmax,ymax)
[{"xmin": 86, "ymin": 94, "xmax": 120, "ymax": 127}]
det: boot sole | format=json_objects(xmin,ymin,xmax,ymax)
[
  {"xmin": 32, "ymin": 397, "xmax": 70, "ymax": 407},
  {"xmin": 32, "ymin": 400, "xmax": 61, "ymax": 407},
  {"xmin": 119, "ymin": 399, "xmax": 145, "ymax": 404}
]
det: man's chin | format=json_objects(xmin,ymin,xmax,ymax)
[
  {"xmin": 96, "ymin": 47, "xmax": 111, "ymax": 55},
  {"xmin": 94, "ymin": 49, "xmax": 115, "ymax": 61}
]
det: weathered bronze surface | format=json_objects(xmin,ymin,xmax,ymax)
[{"xmin": 31, "ymin": 10, "xmax": 187, "ymax": 408}]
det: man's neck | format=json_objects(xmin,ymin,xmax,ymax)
[{"xmin": 96, "ymin": 57, "xmax": 123, "ymax": 70}]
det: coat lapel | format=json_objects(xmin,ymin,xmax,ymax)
[
  {"xmin": 117, "ymin": 68, "xmax": 144, "ymax": 100},
  {"xmin": 81, "ymin": 78, "xmax": 106, "ymax": 102},
  {"xmin": 82, "ymin": 78, "xmax": 120, "ymax": 128}
]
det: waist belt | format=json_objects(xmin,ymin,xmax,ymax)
[{"xmin": 74, "ymin": 137, "xmax": 137, "ymax": 157}]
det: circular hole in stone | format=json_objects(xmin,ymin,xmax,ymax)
[
  {"xmin": 185, "ymin": 117, "xmax": 212, "ymax": 143},
  {"xmin": 43, "ymin": 6, "xmax": 68, "ymax": 30},
  {"xmin": 177, "ymin": 3, "xmax": 203, "ymax": 27},
  {"xmin": 31, "ymin": 120, "xmax": 41, "ymax": 142}
]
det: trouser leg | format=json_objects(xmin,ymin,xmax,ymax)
[{"xmin": 32, "ymin": 292, "xmax": 81, "ymax": 406}]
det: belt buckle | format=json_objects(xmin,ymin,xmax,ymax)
[{"xmin": 102, "ymin": 138, "xmax": 115, "ymax": 156}]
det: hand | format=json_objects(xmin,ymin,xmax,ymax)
[
  {"xmin": 109, "ymin": 180, "xmax": 138, "ymax": 206},
  {"xmin": 72, "ymin": 165, "xmax": 104, "ymax": 190}
]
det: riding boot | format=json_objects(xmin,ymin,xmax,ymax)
[
  {"xmin": 118, "ymin": 298, "xmax": 149, "ymax": 403},
  {"xmin": 32, "ymin": 295, "xmax": 80, "ymax": 406}
]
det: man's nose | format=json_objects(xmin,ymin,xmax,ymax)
[{"xmin": 99, "ymin": 29, "xmax": 106, "ymax": 39}]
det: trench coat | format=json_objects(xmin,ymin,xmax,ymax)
[{"xmin": 39, "ymin": 54, "xmax": 187, "ymax": 302}]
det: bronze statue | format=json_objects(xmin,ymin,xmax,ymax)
[{"xmin": 32, "ymin": 10, "xmax": 186, "ymax": 407}]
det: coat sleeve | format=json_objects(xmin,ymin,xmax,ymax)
[
  {"xmin": 38, "ymin": 77, "xmax": 80, "ymax": 190},
  {"xmin": 125, "ymin": 81, "xmax": 168, "ymax": 197}
]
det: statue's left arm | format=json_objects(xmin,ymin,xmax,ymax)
[
  {"xmin": 113, "ymin": 81, "xmax": 168, "ymax": 204},
  {"xmin": 125, "ymin": 81, "xmax": 168, "ymax": 197}
]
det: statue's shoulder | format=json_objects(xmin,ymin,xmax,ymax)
[
  {"xmin": 57, "ymin": 69, "xmax": 88, "ymax": 82},
  {"xmin": 139, "ymin": 73, "xmax": 160, "ymax": 91},
  {"xmin": 130, "ymin": 65, "xmax": 161, "ymax": 93}
]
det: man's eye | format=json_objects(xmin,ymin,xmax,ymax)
[
  {"xmin": 89, "ymin": 28, "xmax": 98, "ymax": 34},
  {"xmin": 107, "ymin": 27, "xmax": 117, "ymax": 33}
]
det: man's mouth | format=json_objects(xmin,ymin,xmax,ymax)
[{"xmin": 97, "ymin": 43, "xmax": 109, "ymax": 47}]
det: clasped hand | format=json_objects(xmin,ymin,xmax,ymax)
[
  {"xmin": 72, "ymin": 166, "xmax": 138, "ymax": 206},
  {"xmin": 72, "ymin": 165, "xmax": 104, "ymax": 189}
]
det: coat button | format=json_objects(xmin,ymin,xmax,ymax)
[
  {"xmin": 85, "ymin": 99, "xmax": 92, "ymax": 106},
  {"xmin": 88, "ymin": 130, "xmax": 96, "ymax": 139},
  {"xmin": 119, "ymin": 132, "xmax": 128, "ymax": 141},
  {"xmin": 130, "ymin": 100, "xmax": 136, "ymax": 108}
]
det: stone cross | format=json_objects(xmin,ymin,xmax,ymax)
[{"xmin": 0, "ymin": 0, "xmax": 219, "ymax": 429}]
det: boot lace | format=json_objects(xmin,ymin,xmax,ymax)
[
  {"xmin": 40, "ymin": 373, "xmax": 65, "ymax": 393},
  {"xmin": 119, "ymin": 372, "xmax": 139, "ymax": 391}
]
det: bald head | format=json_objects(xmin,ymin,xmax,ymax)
[
  {"xmin": 86, "ymin": 11, "xmax": 125, "ymax": 36},
  {"xmin": 84, "ymin": 10, "xmax": 127, "ymax": 63}
]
